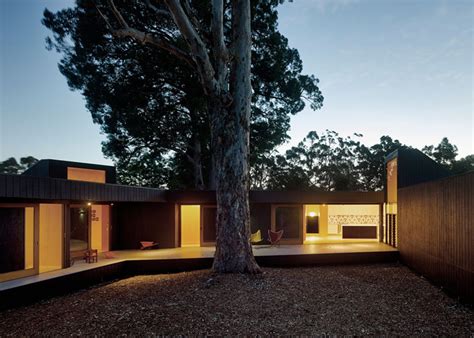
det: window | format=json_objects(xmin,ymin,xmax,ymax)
[{"xmin": 67, "ymin": 167, "xmax": 106, "ymax": 183}]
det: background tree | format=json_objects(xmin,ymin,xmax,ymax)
[
  {"xmin": 43, "ymin": 0, "xmax": 323, "ymax": 190},
  {"xmin": 422, "ymin": 137, "xmax": 458, "ymax": 167},
  {"xmin": 451, "ymin": 154, "xmax": 474, "ymax": 174},
  {"xmin": 259, "ymin": 130, "xmax": 367, "ymax": 191},
  {"xmin": 358, "ymin": 135, "xmax": 404, "ymax": 190},
  {"xmin": 0, "ymin": 156, "xmax": 38, "ymax": 174}
]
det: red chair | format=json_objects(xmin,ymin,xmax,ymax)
[
  {"xmin": 140, "ymin": 241, "xmax": 159, "ymax": 250},
  {"xmin": 268, "ymin": 230, "xmax": 284, "ymax": 246}
]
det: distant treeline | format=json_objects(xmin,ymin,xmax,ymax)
[{"xmin": 1, "ymin": 132, "xmax": 472, "ymax": 192}]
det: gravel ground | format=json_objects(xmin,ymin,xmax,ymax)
[{"xmin": 0, "ymin": 263, "xmax": 472, "ymax": 336}]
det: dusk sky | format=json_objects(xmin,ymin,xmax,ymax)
[{"xmin": 0, "ymin": 0, "xmax": 472, "ymax": 165}]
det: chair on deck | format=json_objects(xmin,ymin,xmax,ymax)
[
  {"xmin": 140, "ymin": 241, "xmax": 159, "ymax": 250},
  {"xmin": 83, "ymin": 249, "xmax": 98, "ymax": 263},
  {"xmin": 268, "ymin": 230, "xmax": 284, "ymax": 246},
  {"xmin": 250, "ymin": 229, "xmax": 263, "ymax": 244}
]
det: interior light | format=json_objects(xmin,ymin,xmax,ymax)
[
  {"xmin": 308, "ymin": 211, "xmax": 316, "ymax": 217},
  {"xmin": 87, "ymin": 202, "xmax": 92, "ymax": 206},
  {"xmin": 110, "ymin": 203, "xmax": 114, "ymax": 206}
]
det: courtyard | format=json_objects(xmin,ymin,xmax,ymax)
[{"xmin": 0, "ymin": 263, "xmax": 472, "ymax": 335}]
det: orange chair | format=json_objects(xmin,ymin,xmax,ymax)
[
  {"xmin": 140, "ymin": 241, "xmax": 159, "ymax": 250},
  {"xmin": 268, "ymin": 230, "xmax": 284, "ymax": 246}
]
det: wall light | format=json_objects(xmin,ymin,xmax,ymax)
[
  {"xmin": 308, "ymin": 211, "xmax": 316, "ymax": 217},
  {"xmin": 87, "ymin": 202, "xmax": 92, "ymax": 206}
]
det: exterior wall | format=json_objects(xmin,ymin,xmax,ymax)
[
  {"xmin": 114, "ymin": 203, "xmax": 178, "ymax": 249},
  {"xmin": 398, "ymin": 172, "xmax": 474, "ymax": 301}
]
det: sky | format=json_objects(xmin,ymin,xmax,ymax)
[{"xmin": 0, "ymin": 0, "xmax": 472, "ymax": 166}]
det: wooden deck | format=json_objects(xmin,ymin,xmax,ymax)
[{"xmin": 0, "ymin": 243, "xmax": 398, "ymax": 310}]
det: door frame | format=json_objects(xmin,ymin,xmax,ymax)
[{"xmin": 200, "ymin": 205, "xmax": 216, "ymax": 247}]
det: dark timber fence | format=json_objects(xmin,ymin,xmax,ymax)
[{"xmin": 398, "ymin": 171, "xmax": 473, "ymax": 302}]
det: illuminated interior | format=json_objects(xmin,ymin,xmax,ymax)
[
  {"xmin": 0, "ymin": 206, "xmax": 36, "ymax": 282},
  {"xmin": 180, "ymin": 205, "xmax": 201, "ymax": 247},
  {"xmin": 39, "ymin": 204, "xmax": 63, "ymax": 273},
  {"xmin": 304, "ymin": 204, "xmax": 379, "ymax": 244},
  {"xmin": 70, "ymin": 206, "xmax": 90, "ymax": 256},
  {"xmin": 25, "ymin": 207, "xmax": 34, "ymax": 270},
  {"xmin": 67, "ymin": 167, "xmax": 106, "ymax": 183}
]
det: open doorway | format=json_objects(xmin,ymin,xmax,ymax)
[
  {"xmin": 304, "ymin": 204, "xmax": 379, "ymax": 244},
  {"xmin": 39, "ymin": 204, "xmax": 63, "ymax": 273},
  {"xmin": 180, "ymin": 205, "xmax": 200, "ymax": 247}
]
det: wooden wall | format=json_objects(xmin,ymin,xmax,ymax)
[
  {"xmin": 114, "ymin": 203, "xmax": 178, "ymax": 249},
  {"xmin": 0, "ymin": 174, "xmax": 166, "ymax": 203},
  {"xmin": 398, "ymin": 172, "xmax": 473, "ymax": 301}
]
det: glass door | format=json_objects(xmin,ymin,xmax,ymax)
[
  {"xmin": 69, "ymin": 205, "xmax": 90, "ymax": 258},
  {"xmin": 0, "ymin": 204, "xmax": 38, "ymax": 282}
]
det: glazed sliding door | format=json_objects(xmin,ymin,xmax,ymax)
[
  {"xmin": 70, "ymin": 205, "xmax": 90, "ymax": 258},
  {"xmin": 0, "ymin": 205, "xmax": 38, "ymax": 282},
  {"xmin": 272, "ymin": 205, "xmax": 303, "ymax": 244}
]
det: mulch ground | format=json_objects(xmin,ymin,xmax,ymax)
[{"xmin": 0, "ymin": 263, "xmax": 472, "ymax": 335}]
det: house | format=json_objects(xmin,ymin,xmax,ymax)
[{"xmin": 0, "ymin": 149, "xmax": 472, "ymax": 301}]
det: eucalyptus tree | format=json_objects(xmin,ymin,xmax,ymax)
[
  {"xmin": 43, "ymin": 0, "xmax": 321, "ymax": 273},
  {"xmin": 43, "ymin": 0, "xmax": 323, "ymax": 190}
]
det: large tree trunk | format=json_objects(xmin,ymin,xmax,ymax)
[
  {"xmin": 99, "ymin": 0, "xmax": 260, "ymax": 273},
  {"xmin": 211, "ymin": 0, "xmax": 261, "ymax": 274}
]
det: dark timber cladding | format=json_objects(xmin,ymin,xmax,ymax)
[
  {"xmin": 114, "ymin": 202, "xmax": 178, "ymax": 249},
  {"xmin": 385, "ymin": 148, "xmax": 451, "ymax": 189},
  {"xmin": 0, "ymin": 174, "xmax": 167, "ymax": 203},
  {"xmin": 398, "ymin": 171, "xmax": 474, "ymax": 302},
  {"xmin": 22, "ymin": 159, "xmax": 117, "ymax": 183}
]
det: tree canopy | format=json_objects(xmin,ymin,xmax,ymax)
[
  {"xmin": 0, "ymin": 156, "xmax": 38, "ymax": 174},
  {"xmin": 43, "ymin": 0, "xmax": 324, "ymax": 189},
  {"xmin": 251, "ymin": 132, "xmax": 472, "ymax": 191}
]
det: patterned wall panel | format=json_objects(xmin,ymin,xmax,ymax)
[{"xmin": 328, "ymin": 214, "xmax": 379, "ymax": 225}]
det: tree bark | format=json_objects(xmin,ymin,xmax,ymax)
[
  {"xmin": 192, "ymin": 137, "xmax": 205, "ymax": 190},
  {"xmin": 211, "ymin": 0, "xmax": 261, "ymax": 273}
]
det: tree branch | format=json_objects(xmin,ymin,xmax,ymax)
[
  {"xmin": 212, "ymin": 0, "xmax": 229, "ymax": 87},
  {"xmin": 144, "ymin": 0, "xmax": 172, "ymax": 17},
  {"xmin": 164, "ymin": 0, "xmax": 220, "ymax": 97},
  {"xmin": 107, "ymin": 0, "xmax": 129, "ymax": 28},
  {"xmin": 97, "ymin": 1, "xmax": 194, "ymax": 67},
  {"xmin": 114, "ymin": 28, "xmax": 194, "ymax": 67}
]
